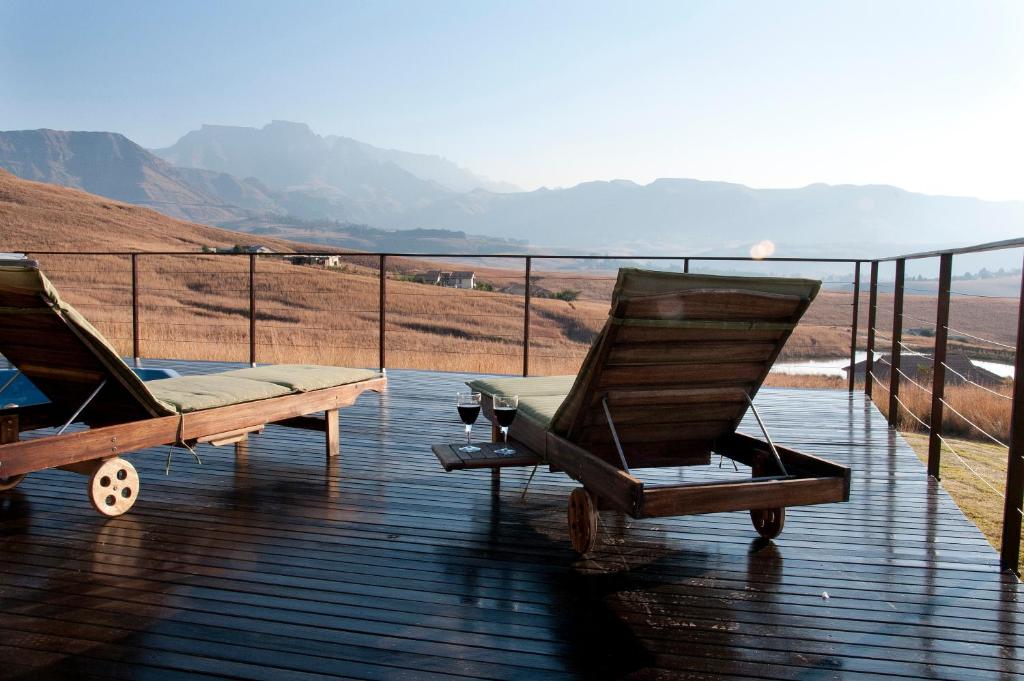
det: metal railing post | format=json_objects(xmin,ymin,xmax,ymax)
[
  {"xmin": 887, "ymin": 259, "xmax": 906, "ymax": 427},
  {"xmin": 131, "ymin": 253, "xmax": 141, "ymax": 368},
  {"xmin": 379, "ymin": 255, "xmax": 387, "ymax": 372},
  {"xmin": 248, "ymin": 253, "xmax": 257, "ymax": 367},
  {"xmin": 523, "ymin": 256, "xmax": 531, "ymax": 377},
  {"xmin": 848, "ymin": 261, "xmax": 861, "ymax": 393},
  {"xmin": 683, "ymin": 258, "xmax": 690, "ymax": 274},
  {"xmin": 927, "ymin": 253, "xmax": 953, "ymax": 479},
  {"xmin": 865, "ymin": 261, "xmax": 879, "ymax": 398},
  {"xmin": 999, "ymin": 258, "xmax": 1024, "ymax": 575}
]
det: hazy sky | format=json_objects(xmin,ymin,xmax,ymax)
[{"xmin": 2, "ymin": 0, "xmax": 1022, "ymax": 200}]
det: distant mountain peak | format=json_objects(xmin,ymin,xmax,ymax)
[
  {"xmin": 266, "ymin": 119, "xmax": 313, "ymax": 130},
  {"xmin": 153, "ymin": 121, "xmax": 520, "ymax": 195}
]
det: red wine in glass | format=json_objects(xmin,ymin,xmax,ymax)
[
  {"xmin": 458, "ymin": 404, "xmax": 481, "ymax": 425},
  {"xmin": 493, "ymin": 395, "xmax": 518, "ymax": 455},
  {"xmin": 494, "ymin": 407, "xmax": 517, "ymax": 428},
  {"xmin": 456, "ymin": 392, "xmax": 481, "ymax": 453}
]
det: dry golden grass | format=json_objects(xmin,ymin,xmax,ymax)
[
  {"xmin": 1, "ymin": 169, "xmax": 1018, "ymax": 379},
  {"xmin": 769, "ymin": 370, "xmax": 1013, "ymax": 448},
  {"xmin": 902, "ymin": 433, "xmax": 1020, "ymax": 558},
  {"xmin": 27, "ymin": 252, "xmax": 610, "ymax": 375},
  {"xmin": 870, "ymin": 379, "xmax": 1012, "ymax": 444},
  {"xmin": 0, "ymin": 169, "xmax": 314, "ymax": 253}
]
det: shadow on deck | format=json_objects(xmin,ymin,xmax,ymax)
[{"xmin": 0, "ymin": 362, "xmax": 1021, "ymax": 680}]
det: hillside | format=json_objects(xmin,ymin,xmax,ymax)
[
  {"xmin": 0, "ymin": 168, "xmax": 297, "ymax": 252},
  {"xmin": 1, "ymin": 171, "xmax": 1016, "ymax": 376},
  {"xmin": 0, "ymin": 130, "xmax": 276, "ymax": 224},
  {"xmin": 0, "ymin": 171, "xmax": 607, "ymax": 373}
]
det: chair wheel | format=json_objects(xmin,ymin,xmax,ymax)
[
  {"xmin": 568, "ymin": 487, "xmax": 598, "ymax": 554},
  {"xmin": 88, "ymin": 458, "xmax": 139, "ymax": 517},
  {"xmin": 0, "ymin": 473, "xmax": 26, "ymax": 491},
  {"xmin": 751, "ymin": 507, "xmax": 785, "ymax": 539}
]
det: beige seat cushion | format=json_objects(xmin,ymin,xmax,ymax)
[
  {"xmin": 466, "ymin": 375, "xmax": 576, "ymax": 397},
  {"xmin": 466, "ymin": 375, "xmax": 574, "ymax": 431},
  {"xmin": 148, "ymin": 375, "xmax": 292, "ymax": 413},
  {"xmin": 220, "ymin": 364, "xmax": 379, "ymax": 392},
  {"xmin": 515, "ymin": 394, "xmax": 568, "ymax": 429}
]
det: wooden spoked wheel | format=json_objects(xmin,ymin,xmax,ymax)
[
  {"xmin": 0, "ymin": 473, "xmax": 26, "ymax": 491},
  {"xmin": 88, "ymin": 458, "xmax": 139, "ymax": 517},
  {"xmin": 750, "ymin": 507, "xmax": 785, "ymax": 539},
  {"xmin": 567, "ymin": 487, "xmax": 598, "ymax": 554}
]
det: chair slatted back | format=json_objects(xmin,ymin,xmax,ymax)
[
  {"xmin": 550, "ymin": 269, "xmax": 819, "ymax": 469},
  {"xmin": 0, "ymin": 261, "xmax": 170, "ymax": 424}
]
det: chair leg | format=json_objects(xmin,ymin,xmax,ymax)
[
  {"xmin": 0, "ymin": 415, "xmax": 26, "ymax": 491},
  {"xmin": 490, "ymin": 421, "xmax": 501, "ymax": 493},
  {"xmin": 0, "ymin": 414, "xmax": 17, "ymax": 444},
  {"xmin": 325, "ymin": 409, "xmax": 340, "ymax": 460},
  {"xmin": 234, "ymin": 435, "xmax": 249, "ymax": 463}
]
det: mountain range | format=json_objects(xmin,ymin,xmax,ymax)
[
  {"xmin": 0, "ymin": 128, "xmax": 270, "ymax": 224},
  {"xmin": 1, "ymin": 122, "xmax": 1022, "ymax": 256}
]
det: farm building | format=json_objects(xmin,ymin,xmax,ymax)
[
  {"xmin": 286, "ymin": 255, "xmax": 342, "ymax": 268},
  {"xmin": 215, "ymin": 245, "xmax": 274, "ymax": 254},
  {"xmin": 845, "ymin": 351, "xmax": 1006, "ymax": 387},
  {"xmin": 411, "ymin": 270, "xmax": 476, "ymax": 289}
]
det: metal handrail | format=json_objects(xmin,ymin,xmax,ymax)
[{"xmin": 17, "ymin": 238, "xmax": 1024, "ymax": 575}]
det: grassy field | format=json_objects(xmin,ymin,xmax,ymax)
[
  {"xmin": 870, "ymin": 378, "xmax": 1012, "ymax": 443},
  {"xmin": 31, "ymin": 252, "xmax": 1019, "ymax": 378},
  {"xmin": 902, "ymin": 433, "xmax": 1020, "ymax": 559},
  {"xmin": 5, "ymin": 168, "xmax": 1017, "ymax": 375}
]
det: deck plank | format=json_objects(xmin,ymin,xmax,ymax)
[{"xmin": 0, "ymin": 361, "xmax": 1021, "ymax": 680}]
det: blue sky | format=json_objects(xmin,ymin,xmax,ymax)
[{"xmin": 2, "ymin": 0, "xmax": 1022, "ymax": 199}]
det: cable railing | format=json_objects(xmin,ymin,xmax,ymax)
[
  {"xmin": 941, "ymin": 361, "xmax": 1013, "ymax": 400},
  {"xmin": 944, "ymin": 325, "xmax": 1017, "ymax": 350},
  {"xmin": 937, "ymin": 434, "xmax": 1007, "ymax": 500},
  {"xmin": 17, "ymin": 237, "xmax": 1024, "ymax": 575},
  {"xmin": 861, "ymin": 245, "xmax": 1024, "ymax": 577}
]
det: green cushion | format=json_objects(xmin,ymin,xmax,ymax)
[
  {"xmin": 147, "ymin": 375, "xmax": 292, "ymax": 413},
  {"xmin": 465, "ymin": 375, "xmax": 576, "ymax": 397},
  {"xmin": 516, "ymin": 394, "xmax": 567, "ymax": 429},
  {"xmin": 219, "ymin": 364, "xmax": 379, "ymax": 392}
]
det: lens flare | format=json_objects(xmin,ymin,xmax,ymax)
[{"xmin": 749, "ymin": 240, "xmax": 775, "ymax": 260}]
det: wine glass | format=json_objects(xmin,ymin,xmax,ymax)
[
  {"xmin": 456, "ymin": 392, "xmax": 482, "ymax": 453},
  {"xmin": 493, "ymin": 394, "xmax": 519, "ymax": 456}
]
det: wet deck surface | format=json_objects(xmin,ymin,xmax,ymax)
[{"xmin": 0, "ymin": 361, "xmax": 1021, "ymax": 680}]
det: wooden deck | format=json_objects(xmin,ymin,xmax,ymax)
[{"xmin": 0, "ymin": 361, "xmax": 1021, "ymax": 680}]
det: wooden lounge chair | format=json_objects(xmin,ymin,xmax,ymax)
[
  {"xmin": 436, "ymin": 268, "xmax": 850, "ymax": 553},
  {"xmin": 0, "ymin": 258, "xmax": 385, "ymax": 516}
]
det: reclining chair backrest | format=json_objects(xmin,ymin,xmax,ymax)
[
  {"xmin": 0, "ymin": 259, "xmax": 174, "ymax": 424},
  {"xmin": 550, "ymin": 268, "xmax": 820, "ymax": 469}
]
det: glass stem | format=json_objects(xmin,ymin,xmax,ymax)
[
  {"xmin": 502, "ymin": 426, "xmax": 508, "ymax": 444},
  {"xmin": 465, "ymin": 424, "xmax": 472, "ymax": 446}
]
